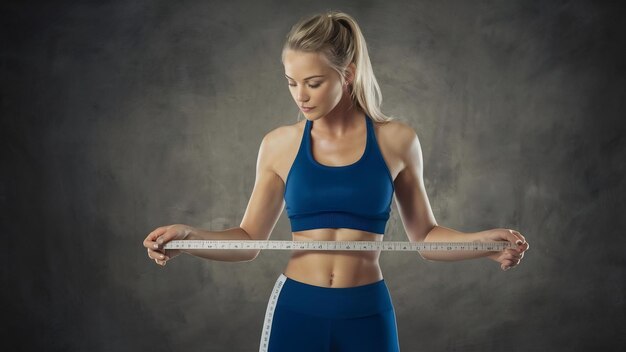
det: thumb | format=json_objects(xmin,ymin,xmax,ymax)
[
  {"xmin": 148, "ymin": 227, "xmax": 168, "ymax": 242},
  {"xmin": 156, "ymin": 229, "xmax": 174, "ymax": 245}
]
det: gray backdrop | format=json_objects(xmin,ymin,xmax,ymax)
[{"xmin": 3, "ymin": 0, "xmax": 625, "ymax": 351}]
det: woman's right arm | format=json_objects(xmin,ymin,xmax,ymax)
[
  {"xmin": 180, "ymin": 226, "xmax": 261, "ymax": 262},
  {"xmin": 146, "ymin": 128, "xmax": 287, "ymax": 264}
]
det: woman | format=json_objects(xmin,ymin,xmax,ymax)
[{"xmin": 143, "ymin": 11, "xmax": 529, "ymax": 352}]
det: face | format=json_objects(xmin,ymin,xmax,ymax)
[{"xmin": 283, "ymin": 49, "xmax": 345, "ymax": 119}]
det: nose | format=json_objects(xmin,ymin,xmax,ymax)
[{"xmin": 295, "ymin": 87, "xmax": 309, "ymax": 102}]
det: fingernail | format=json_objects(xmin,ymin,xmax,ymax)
[
  {"xmin": 160, "ymin": 255, "xmax": 165, "ymax": 259},
  {"xmin": 153, "ymin": 244, "xmax": 158, "ymax": 249}
]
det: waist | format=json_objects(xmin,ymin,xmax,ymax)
[
  {"xmin": 284, "ymin": 255, "xmax": 382, "ymax": 288},
  {"xmin": 286, "ymin": 230, "xmax": 383, "ymax": 287}
]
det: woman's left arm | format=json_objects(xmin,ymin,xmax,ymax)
[
  {"xmin": 392, "ymin": 123, "xmax": 529, "ymax": 271},
  {"xmin": 422, "ymin": 226, "xmax": 529, "ymax": 271}
]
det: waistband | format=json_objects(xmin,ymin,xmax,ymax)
[
  {"xmin": 275, "ymin": 273, "xmax": 394, "ymax": 319},
  {"xmin": 289, "ymin": 212, "xmax": 388, "ymax": 235}
]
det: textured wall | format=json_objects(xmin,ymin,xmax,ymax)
[{"xmin": 3, "ymin": 0, "xmax": 625, "ymax": 351}]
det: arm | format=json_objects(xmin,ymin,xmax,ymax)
[
  {"xmin": 394, "ymin": 124, "xmax": 528, "ymax": 268},
  {"xmin": 182, "ymin": 129, "xmax": 286, "ymax": 262},
  {"xmin": 392, "ymin": 123, "xmax": 491, "ymax": 262},
  {"xmin": 181, "ymin": 226, "xmax": 259, "ymax": 262},
  {"xmin": 421, "ymin": 226, "xmax": 492, "ymax": 262}
]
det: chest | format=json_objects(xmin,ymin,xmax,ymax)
[{"xmin": 276, "ymin": 124, "xmax": 401, "ymax": 186}]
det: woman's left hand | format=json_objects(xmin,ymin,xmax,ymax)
[{"xmin": 479, "ymin": 228, "xmax": 530, "ymax": 271}]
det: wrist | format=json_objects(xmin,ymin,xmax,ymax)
[
  {"xmin": 465, "ymin": 231, "xmax": 486, "ymax": 242},
  {"xmin": 185, "ymin": 226, "xmax": 200, "ymax": 240}
]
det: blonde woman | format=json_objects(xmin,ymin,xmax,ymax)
[{"xmin": 143, "ymin": 10, "xmax": 529, "ymax": 352}]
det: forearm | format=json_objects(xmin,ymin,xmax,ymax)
[
  {"xmin": 182, "ymin": 226, "xmax": 257, "ymax": 262},
  {"xmin": 420, "ymin": 225, "xmax": 492, "ymax": 262}
]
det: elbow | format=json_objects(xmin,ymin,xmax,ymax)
[{"xmin": 418, "ymin": 252, "xmax": 435, "ymax": 262}]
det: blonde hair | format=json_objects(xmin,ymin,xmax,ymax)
[{"xmin": 281, "ymin": 10, "xmax": 396, "ymax": 124}]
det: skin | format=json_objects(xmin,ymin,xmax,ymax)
[{"xmin": 144, "ymin": 49, "xmax": 529, "ymax": 284}]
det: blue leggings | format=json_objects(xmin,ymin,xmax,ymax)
[{"xmin": 259, "ymin": 273, "xmax": 400, "ymax": 352}]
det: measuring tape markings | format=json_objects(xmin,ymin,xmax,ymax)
[
  {"xmin": 259, "ymin": 274, "xmax": 286, "ymax": 352},
  {"xmin": 163, "ymin": 240, "xmax": 515, "ymax": 251}
]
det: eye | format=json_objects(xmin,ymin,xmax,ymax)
[{"xmin": 287, "ymin": 82, "xmax": 321, "ymax": 88}]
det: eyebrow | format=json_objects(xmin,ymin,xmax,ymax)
[{"xmin": 284, "ymin": 74, "xmax": 325, "ymax": 80}]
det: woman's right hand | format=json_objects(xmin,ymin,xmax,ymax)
[{"xmin": 143, "ymin": 224, "xmax": 193, "ymax": 266}]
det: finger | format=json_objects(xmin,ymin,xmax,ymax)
[
  {"xmin": 146, "ymin": 239, "xmax": 162, "ymax": 250},
  {"xmin": 147, "ymin": 248, "xmax": 169, "ymax": 261},
  {"xmin": 504, "ymin": 252, "xmax": 521, "ymax": 261},
  {"xmin": 503, "ymin": 254, "xmax": 520, "ymax": 264},
  {"xmin": 147, "ymin": 226, "xmax": 168, "ymax": 243},
  {"xmin": 512, "ymin": 230, "xmax": 526, "ymax": 244},
  {"xmin": 509, "ymin": 259, "xmax": 521, "ymax": 267},
  {"xmin": 143, "ymin": 233, "xmax": 152, "ymax": 248},
  {"xmin": 502, "ymin": 257, "xmax": 522, "ymax": 270},
  {"xmin": 505, "ymin": 248, "xmax": 523, "ymax": 259},
  {"xmin": 500, "ymin": 248, "xmax": 518, "ymax": 258},
  {"xmin": 155, "ymin": 228, "xmax": 176, "ymax": 247},
  {"xmin": 144, "ymin": 226, "xmax": 168, "ymax": 248},
  {"xmin": 144, "ymin": 237, "xmax": 158, "ymax": 249},
  {"xmin": 515, "ymin": 242, "xmax": 529, "ymax": 253},
  {"xmin": 508, "ymin": 229, "xmax": 524, "ymax": 245},
  {"xmin": 510, "ymin": 230, "xmax": 528, "ymax": 250}
]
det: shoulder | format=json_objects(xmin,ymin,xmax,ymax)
[
  {"xmin": 374, "ymin": 119, "xmax": 420, "ymax": 158},
  {"xmin": 261, "ymin": 119, "xmax": 305, "ymax": 150},
  {"xmin": 256, "ymin": 120, "xmax": 305, "ymax": 167},
  {"xmin": 374, "ymin": 119, "xmax": 416, "ymax": 139}
]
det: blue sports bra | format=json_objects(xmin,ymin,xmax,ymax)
[{"xmin": 283, "ymin": 113, "xmax": 395, "ymax": 235}]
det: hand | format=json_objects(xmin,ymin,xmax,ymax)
[
  {"xmin": 480, "ymin": 228, "xmax": 530, "ymax": 271},
  {"xmin": 143, "ymin": 224, "xmax": 192, "ymax": 266}
]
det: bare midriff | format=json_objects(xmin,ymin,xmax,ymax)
[{"xmin": 283, "ymin": 228, "xmax": 384, "ymax": 288}]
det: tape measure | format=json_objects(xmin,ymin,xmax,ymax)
[{"xmin": 163, "ymin": 240, "xmax": 516, "ymax": 251}]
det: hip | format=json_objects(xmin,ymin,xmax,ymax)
[{"xmin": 274, "ymin": 272, "xmax": 394, "ymax": 319}]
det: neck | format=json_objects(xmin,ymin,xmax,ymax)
[{"xmin": 312, "ymin": 94, "xmax": 364, "ymax": 137}]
